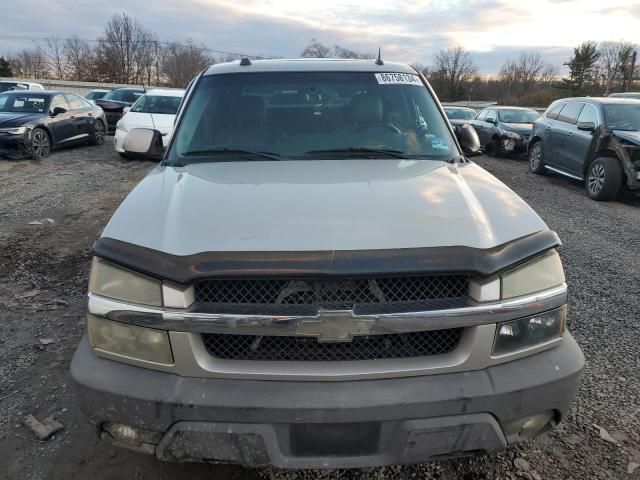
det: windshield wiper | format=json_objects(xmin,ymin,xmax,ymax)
[
  {"xmin": 302, "ymin": 148, "xmax": 409, "ymax": 159},
  {"xmin": 181, "ymin": 148, "xmax": 285, "ymax": 162}
]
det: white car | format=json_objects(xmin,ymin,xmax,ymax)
[
  {"xmin": 0, "ymin": 81, "xmax": 44, "ymax": 93},
  {"xmin": 114, "ymin": 88, "xmax": 185, "ymax": 156}
]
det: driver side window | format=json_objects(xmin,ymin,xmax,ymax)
[{"xmin": 50, "ymin": 95, "xmax": 69, "ymax": 113}]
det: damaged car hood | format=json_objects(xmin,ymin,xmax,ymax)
[
  {"xmin": 0, "ymin": 112, "xmax": 43, "ymax": 127},
  {"xmin": 612, "ymin": 130, "xmax": 640, "ymax": 145},
  {"xmin": 101, "ymin": 159, "xmax": 548, "ymax": 256}
]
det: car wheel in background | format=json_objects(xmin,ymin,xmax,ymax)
[
  {"xmin": 528, "ymin": 141, "xmax": 546, "ymax": 175},
  {"xmin": 585, "ymin": 157, "xmax": 622, "ymax": 201},
  {"xmin": 89, "ymin": 120, "xmax": 105, "ymax": 146},
  {"xmin": 30, "ymin": 128, "xmax": 51, "ymax": 160}
]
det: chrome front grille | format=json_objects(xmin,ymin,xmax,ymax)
[
  {"xmin": 193, "ymin": 275, "xmax": 470, "ymax": 313},
  {"xmin": 201, "ymin": 329, "xmax": 464, "ymax": 362}
]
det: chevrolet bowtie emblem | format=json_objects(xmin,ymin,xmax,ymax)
[{"xmin": 295, "ymin": 310, "xmax": 375, "ymax": 342}]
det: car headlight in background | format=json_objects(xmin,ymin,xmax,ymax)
[
  {"xmin": 88, "ymin": 315, "xmax": 173, "ymax": 364},
  {"xmin": 501, "ymin": 130, "xmax": 522, "ymax": 141},
  {"xmin": 115, "ymin": 120, "xmax": 127, "ymax": 132},
  {"xmin": 501, "ymin": 250, "xmax": 565, "ymax": 299},
  {"xmin": 493, "ymin": 307, "xmax": 565, "ymax": 355},
  {"xmin": 89, "ymin": 257, "xmax": 162, "ymax": 306},
  {"xmin": 0, "ymin": 126, "xmax": 27, "ymax": 135}
]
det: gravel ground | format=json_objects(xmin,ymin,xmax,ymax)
[{"xmin": 0, "ymin": 140, "xmax": 639, "ymax": 480}]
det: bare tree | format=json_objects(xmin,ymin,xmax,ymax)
[
  {"xmin": 37, "ymin": 36, "xmax": 67, "ymax": 79},
  {"xmin": 597, "ymin": 41, "xmax": 634, "ymax": 95},
  {"xmin": 333, "ymin": 45, "xmax": 371, "ymax": 59},
  {"xmin": 9, "ymin": 49, "xmax": 49, "ymax": 79},
  {"xmin": 432, "ymin": 46, "xmax": 477, "ymax": 100},
  {"xmin": 162, "ymin": 40, "xmax": 213, "ymax": 87},
  {"xmin": 300, "ymin": 38, "xmax": 331, "ymax": 58},
  {"xmin": 64, "ymin": 36, "xmax": 95, "ymax": 81},
  {"xmin": 95, "ymin": 13, "xmax": 154, "ymax": 83}
]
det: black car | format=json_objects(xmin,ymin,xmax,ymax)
[
  {"xmin": 528, "ymin": 97, "xmax": 640, "ymax": 201},
  {"xmin": 0, "ymin": 90, "xmax": 107, "ymax": 160},
  {"xmin": 95, "ymin": 87, "xmax": 144, "ymax": 133},
  {"xmin": 469, "ymin": 106, "xmax": 540, "ymax": 156},
  {"xmin": 443, "ymin": 106, "xmax": 476, "ymax": 126}
]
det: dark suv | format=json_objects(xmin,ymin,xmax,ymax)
[
  {"xmin": 528, "ymin": 97, "xmax": 640, "ymax": 201},
  {"xmin": 469, "ymin": 106, "xmax": 539, "ymax": 156}
]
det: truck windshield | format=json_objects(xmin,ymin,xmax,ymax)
[{"xmin": 167, "ymin": 71, "xmax": 458, "ymax": 163}]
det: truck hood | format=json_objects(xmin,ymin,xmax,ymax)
[{"xmin": 101, "ymin": 159, "xmax": 548, "ymax": 255}]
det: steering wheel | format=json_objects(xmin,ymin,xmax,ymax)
[{"xmin": 355, "ymin": 123, "xmax": 402, "ymax": 135}]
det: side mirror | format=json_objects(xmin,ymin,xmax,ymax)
[
  {"xmin": 577, "ymin": 121, "xmax": 595, "ymax": 132},
  {"xmin": 486, "ymin": 117, "xmax": 496, "ymax": 125},
  {"xmin": 51, "ymin": 107, "xmax": 67, "ymax": 116},
  {"xmin": 123, "ymin": 128, "xmax": 164, "ymax": 160},
  {"xmin": 123, "ymin": 107, "xmax": 131, "ymax": 114},
  {"xmin": 456, "ymin": 123, "xmax": 482, "ymax": 157}
]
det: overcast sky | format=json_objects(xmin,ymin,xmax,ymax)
[{"xmin": 1, "ymin": 0, "xmax": 639, "ymax": 73}]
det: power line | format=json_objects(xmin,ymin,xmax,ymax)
[{"xmin": 0, "ymin": 34, "xmax": 272, "ymax": 59}]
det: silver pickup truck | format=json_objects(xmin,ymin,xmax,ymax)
[{"xmin": 71, "ymin": 58, "xmax": 583, "ymax": 469}]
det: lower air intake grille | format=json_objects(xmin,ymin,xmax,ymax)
[{"xmin": 201, "ymin": 329, "xmax": 463, "ymax": 362}]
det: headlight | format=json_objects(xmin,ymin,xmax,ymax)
[
  {"xmin": 501, "ymin": 250, "xmax": 565, "ymax": 299},
  {"xmin": 88, "ymin": 315, "xmax": 173, "ymax": 364},
  {"xmin": 89, "ymin": 257, "xmax": 162, "ymax": 306},
  {"xmin": 493, "ymin": 307, "xmax": 565, "ymax": 355},
  {"xmin": 501, "ymin": 130, "xmax": 522, "ymax": 141},
  {"xmin": 0, "ymin": 126, "xmax": 27, "ymax": 135},
  {"xmin": 116, "ymin": 120, "xmax": 127, "ymax": 132}
]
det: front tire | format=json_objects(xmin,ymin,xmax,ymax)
[
  {"xmin": 528, "ymin": 141, "xmax": 546, "ymax": 174},
  {"xmin": 486, "ymin": 137, "xmax": 501, "ymax": 157},
  {"xmin": 30, "ymin": 128, "xmax": 51, "ymax": 160},
  {"xmin": 89, "ymin": 120, "xmax": 105, "ymax": 146},
  {"xmin": 585, "ymin": 157, "xmax": 622, "ymax": 201}
]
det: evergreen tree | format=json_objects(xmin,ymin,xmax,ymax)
[
  {"xmin": 562, "ymin": 41, "xmax": 599, "ymax": 95},
  {"xmin": 0, "ymin": 56, "xmax": 13, "ymax": 77}
]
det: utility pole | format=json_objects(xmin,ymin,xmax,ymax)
[
  {"xmin": 155, "ymin": 40, "xmax": 159, "ymax": 87},
  {"xmin": 626, "ymin": 51, "xmax": 636, "ymax": 92}
]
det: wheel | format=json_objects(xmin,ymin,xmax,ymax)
[
  {"xmin": 30, "ymin": 128, "xmax": 51, "ymax": 160},
  {"xmin": 528, "ymin": 141, "xmax": 546, "ymax": 174},
  {"xmin": 89, "ymin": 120, "xmax": 105, "ymax": 146},
  {"xmin": 585, "ymin": 157, "xmax": 622, "ymax": 201},
  {"xmin": 486, "ymin": 137, "xmax": 501, "ymax": 157}
]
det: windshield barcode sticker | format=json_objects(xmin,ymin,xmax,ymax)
[{"xmin": 375, "ymin": 73, "xmax": 421, "ymax": 85}]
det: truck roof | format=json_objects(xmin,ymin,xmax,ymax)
[{"xmin": 204, "ymin": 58, "xmax": 417, "ymax": 76}]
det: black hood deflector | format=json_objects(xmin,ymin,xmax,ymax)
[{"xmin": 93, "ymin": 229, "xmax": 561, "ymax": 283}]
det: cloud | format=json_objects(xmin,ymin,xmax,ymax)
[{"xmin": 0, "ymin": 0, "xmax": 638, "ymax": 74}]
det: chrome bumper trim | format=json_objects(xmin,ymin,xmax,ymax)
[{"xmin": 88, "ymin": 283, "xmax": 567, "ymax": 336}]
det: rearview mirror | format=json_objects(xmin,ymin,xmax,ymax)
[
  {"xmin": 51, "ymin": 107, "xmax": 67, "ymax": 116},
  {"xmin": 123, "ymin": 128, "xmax": 164, "ymax": 160},
  {"xmin": 577, "ymin": 121, "xmax": 595, "ymax": 132},
  {"xmin": 456, "ymin": 123, "xmax": 482, "ymax": 157},
  {"xmin": 486, "ymin": 117, "xmax": 496, "ymax": 125}
]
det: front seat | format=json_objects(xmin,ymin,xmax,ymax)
[
  {"xmin": 214, "ymin": 95, "xmax": 283, "ymax": 147},
  {"xmin": 349, "ymin": 93, "xmax": 384, "ymax": 130}
]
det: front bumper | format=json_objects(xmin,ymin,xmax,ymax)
[
  {"xmin": 71, "ymin": 333, "xmax": 583, "ymax": 468},
  {"xmin": 0, "ymin": 132, "xmax": 30, "ymax": 159},
  {"xmin": 113, "ymin": 128, "xmax": 126, "ymax": 153},
  {"xmin": 501, "ymin": 136, "xmax": 529, "ymax": 155}
]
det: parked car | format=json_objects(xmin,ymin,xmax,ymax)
[
  {"xmin": 608, "ymin": 92, "xmax": 640, "ymax": 100},
  {"xmin": 444, "ymin": 106, "xmax": 479, "ymax": 145},
  {"xmin": 0, "ymin": 81, "xmax": 44, "ymax": 92},
  {"xmin": 95, "ymin": 87, "xmax": 144, "ymax": 133},
  {"xmin": 0, "ymin": 90, "xmax": 106, "ymax": 159},
  {"xmin": 528, "ymin": 97, "xmax": 640, "ymax": 201},
  {"xmin": 71, "ymin": 58, "xmax": 583, "ymax": 469},
  {"xmin": 470, "ymin": 106, "xmax": 540, "ymax": 156},
  {"xmin": 114, "ymin": 88, "xmax": 185, "ymax": 157},
  {"xmin": 85, "ymin": 89, "xmax": 110, "ymax": 105}
]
